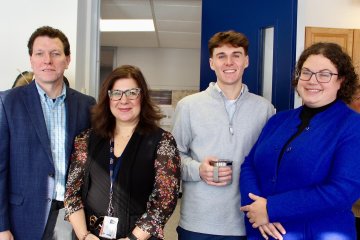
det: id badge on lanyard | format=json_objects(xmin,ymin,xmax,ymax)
[
  {"xmin": 99, "ymin": 216, "xmax": 119, "ymax": 239},
  {"xmin": 100, "ymin": 139, "xmax": 121, "ymax": 239}
]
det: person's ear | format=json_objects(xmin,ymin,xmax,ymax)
[
  {"xmin": 209, "ymin": 58, "xmax": 215, "ymax": 70},
  {"xmin": 65, "ymin": 55, "xmax": 71, "ymax": 69}
]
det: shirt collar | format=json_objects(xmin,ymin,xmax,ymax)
[
  {"xmin": 35, "ymin": 80, "xmax": 67, "ymax": 101},
  {"xmin": 214, "ymin": 82, "xmax": 243, "ymax": 101}
]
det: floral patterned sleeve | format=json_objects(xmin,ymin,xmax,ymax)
[
  {"xmin": 64, "ymin": 129, "xmax": 91, "ymax": 220},
  {"xmin": 136, "ymin": 131, "xmax": 181, "ymax": 239}
]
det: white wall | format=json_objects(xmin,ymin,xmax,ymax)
[
  {"xmin": 115, "ymin": 47, "xmax": 200, "ymax": 90},
  {"xmin": 0, "ymin": 0, "xmax": 78, "ymax": 91},
  {"xmin": 295, "ymin": 0, "xmax": 360, "ymax": 107}
]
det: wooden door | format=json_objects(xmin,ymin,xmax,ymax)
[
  {"xmin": 353, "ymin": 29, "xmax": 360, "ymax": 75},
  {"xmin": 305, "ymin": 27, "xmax": 354, "ymax": 56},
  {"xmin": 305, "ymin": 26, "xmax": 360, "ymax": 75}
]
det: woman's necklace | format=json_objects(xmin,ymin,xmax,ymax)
[
  {"xmin": 119, "ymin": 133, "xmax": 131, "ymax": 139},
  {"xmin": 114, "ymin": 127, "xmax": 135, "ymax": 147},
  {"xmin": 114, "ymin": 134, "xmax": 132, "ymax": 157}
]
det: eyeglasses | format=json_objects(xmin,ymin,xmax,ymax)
[
  {"xmin": 108, "ymin": 88, "xmax": 141, "ymax": 101},
  {"xmin": 297, "ymin": 68, "xmax": 338, "ymax": 83}
]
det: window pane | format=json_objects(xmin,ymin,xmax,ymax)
[{"xmin": 261, "ymin": 27, "xmax": 274, "ymax": 102}]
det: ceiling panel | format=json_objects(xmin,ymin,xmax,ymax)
[
  {"xmin": 100, "ymin": 0, "xmax": 201, "ymax": 49},
  {"xmin": 101, "ymin": 32, "xmax": 159, "ymax": 48},
  {"xmin": 158, "ymin": 31, "xmax": 200, "ymax": 48},
  {"xmin": 157, "ymin": 20, "xmax": 200, "ymax": 33},
  {"xmin": 153, "ymin": 1, "xmax": 201, "ymax": 22},
  {"xmin": 101, "ymin": 0, "xmax": 152, "ymax": 19}
]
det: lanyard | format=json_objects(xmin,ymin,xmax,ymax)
[{"xmin": 107, "ymin": 139, "xmax": 122, "ymax": 216}]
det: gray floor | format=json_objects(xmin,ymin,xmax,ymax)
[{"xmin": 164, "ymin": 199, "xmax": 181, "ymax": 239}]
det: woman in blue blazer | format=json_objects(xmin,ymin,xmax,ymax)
[{"xmin": 240, "ymin": 42, "xmax": 360, "ymax": 239}]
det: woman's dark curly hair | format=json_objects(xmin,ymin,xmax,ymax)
[
  {"xmin": 292, "ymin": 42, "xmax": 358, "ymax": 103},
  {"xmin": 91, "ymin": 65, "xmax": 162, "ymax": 139}
]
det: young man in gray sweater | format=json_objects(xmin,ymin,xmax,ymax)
[{"xmin": 172, "ymin": 30, "xmax": 275, "ymax": 240}]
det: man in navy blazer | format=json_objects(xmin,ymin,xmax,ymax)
[{"xmin": 0, "ymin": 26, "xmax": 96, "ymax": 240}]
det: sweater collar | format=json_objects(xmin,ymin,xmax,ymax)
[{"xmin": 207, "ymin": 82, "xmax": 249, "ymax": 100}]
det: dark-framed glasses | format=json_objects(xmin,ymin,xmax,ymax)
[
  {"xmin": 108, "ymin": 88, "xmax": 141, "ymax": 101},
  {"xmin": 297, "ymin": 68, "xmax": 338, "ymax": 83}
]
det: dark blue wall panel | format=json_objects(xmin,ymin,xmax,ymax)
[{"xmin": 200, "ymin": 0, "xmax": 297, "ymax": 111}]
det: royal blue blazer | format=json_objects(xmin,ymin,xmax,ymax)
[{"xmin": 241, "ymin": 100, "xmax": 360, "ymax": 239}]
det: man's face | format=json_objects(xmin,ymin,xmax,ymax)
[
  {"xmin": 209, "ymin": 44, "xmax": 249, "ymax": 86},
  {"xmin": 30, "ymin": 36, "xmax": 70, "ymax": 85}
]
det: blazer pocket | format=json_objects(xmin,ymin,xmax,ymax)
[{"xmin": 9, "ymin": 193, "xmax": 24, "ymax": 206}]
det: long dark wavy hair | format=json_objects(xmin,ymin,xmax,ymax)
[
  {"xmin": 292, "ymin": 42, "xmax": 359, "ymax": 103},
  {"xmin": 91, "ymin": 65, "xmax": 163, "ymax": 139}
]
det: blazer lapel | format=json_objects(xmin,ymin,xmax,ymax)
[
  {"xmin": 65, "ymin": 88, "xmax": 79, "ymax": 161},
  {"xmin": 23, "ymin": 82, "xmax": 53, "ymax": 164}
]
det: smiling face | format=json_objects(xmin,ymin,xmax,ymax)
[
  {"xmin": 109, "ymin": 78, "xmax": 141, "ymax": 126},
  {"xmin": 297, "ymin": 54, "xmax": 343, "ymax": 108},
  {"xmin": 30, "ymin": 36, "xmax": 70, "ymax": 86},
  {"xmin": 209, "ymin": 44, "xmax": 249, "ymax": 88}
]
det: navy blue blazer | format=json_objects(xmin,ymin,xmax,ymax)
[{"xmin": 0, "ymin": 81, "xmax": 96, "ymax": 239}]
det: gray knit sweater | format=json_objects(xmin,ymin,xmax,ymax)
[{"xmin": 172, "ymin": 83, "xmax": 274, "ymax": 236}]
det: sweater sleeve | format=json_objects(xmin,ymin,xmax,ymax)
[
  {"xmin": 172, "ymin": 99, "xmax": 202, "ymax": 181},
  {"xmin": 267, "ymin": 121, "xmax": 360, "ymax": 222},
  {"xmin": 64, "ymin": 129, "xmax": 90, "ymax": 220},
  {"xmin": 136, "ymin": 131, "xmax": 181, "ymax": 239}
]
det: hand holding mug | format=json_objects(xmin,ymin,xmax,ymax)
[
  {"xmin": 210, "ymin": 159, "xmax": 233, "ymax": 185},
  {"xmin": 199, "ymin": 157, "xmax": 232, "ymax": 186}
]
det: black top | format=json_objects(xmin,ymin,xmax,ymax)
[{"xmin": 84, "ymin": 129, "xmax": 164, "ymax": 239}]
